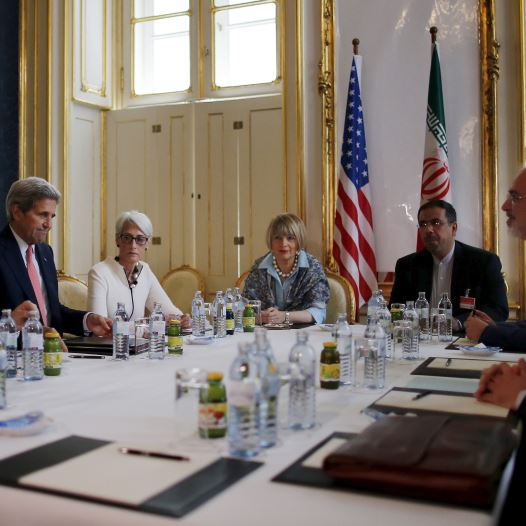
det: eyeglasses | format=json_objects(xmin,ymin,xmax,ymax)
[
  {"xmin": 417, "ymin": 219, "xmax": 449, "ymax": 230},
  {"xmin": 120, "ymin": 233, "xmax": 149, "ymax": 246},
  {"xmin": 507, "ymin": 191, "xmax": 526, "ymax": 204}
]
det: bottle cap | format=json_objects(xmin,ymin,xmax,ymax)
[
  {"xmin": 170, "ymin": 319, "xmax": 181, "ymax": 325},
  {"xmin": 208, "ymin": 371, "xmax": 223, "ymax": 381},
  {"xmin": 323, "ymin": 341, "xmax": 337, "ymax": 348},
  {"xmin": 44, "ymin": 329, "xmax": 60, "ymax": 338}
]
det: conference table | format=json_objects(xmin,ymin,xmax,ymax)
[{"xmin": 0, "ymin": 325, "xmax": 520, "ymax": 526}]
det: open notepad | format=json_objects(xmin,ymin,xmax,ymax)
[
  {"xmin": 411, "ymin": 357, "xmax": 516, "ymax": 379},
  {"xmin": 0, "ymin": 436, "xmax": 261, "ymax": 518},
  {"xmin": 366, "ymin": 387, "xmax": 509, "ymax": 419}
]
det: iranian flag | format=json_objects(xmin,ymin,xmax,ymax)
[{"xmin": 417, "ymin": 36, "xmax": 451, "ymax": 249}]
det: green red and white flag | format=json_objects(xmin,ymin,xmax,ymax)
[{"xmin": 417, "ymin": 40, "xmax": 451, "ymax": 249}]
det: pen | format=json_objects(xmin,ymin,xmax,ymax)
[
  {"xmin": 69, "ymin": 354, "xmax": 106, "ymax": 359},
  {"xmin": 119, "ymin": 447, "xmax": 190, "ymax": 462},
  {"xmin": 412, "ymin": 391, "xmax": 432, "ymax": 401},
  {"xmin": 445, "ymin": 358, "xmax": 452, "ymax": 367}
]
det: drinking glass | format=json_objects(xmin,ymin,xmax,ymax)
[
  {"xmin": 203, "ymin": 303, "xmax": 213, "ymax": 333},
  {"xmin": 134, "ymin": 317, "xmax": 150, "ymax": 357},
  {"xmin": 393, "ymin": 320, "xmax": 419, "ymax": 360},
  {"xmin": 252, "ymin": 300, "xmax": 262, "ymax": 326},
  {"xmin": 174, "ymin": 368, "xmax": 209, "ymax": 446},
  {"xmin": 354, "ymin": 338, "xmax": 385, "ymax": 389}
]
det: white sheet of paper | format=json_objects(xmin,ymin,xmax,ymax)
[
  {"xmin": 374, "ymin": 390, "xmax": 508, "ymax": 418},
  {"xmin": 429, "ymin": 358, "xmax": 507, "ymax": 371},
  {"xmin": 404, "ymin": 376, "xmax": 479, "ymax": 394},
  {"xmin": 301, "ymin": 438, "xmax": 349, "ymax": 469},
  {"xmin": 20, "ymin": 443, "xmax": 217, "ymax": 506}
]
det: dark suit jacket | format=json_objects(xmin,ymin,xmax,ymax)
[
  {"xmin": 390, "ymin": 240, "xmax": 508, "ymax": 323},
  {"xmin": 0, "ymin": 225, "xmax": 85, "ymax": 335},
  {"xmin": 480, "ymin": 321, "xmax": 526, "ymax": 352}
]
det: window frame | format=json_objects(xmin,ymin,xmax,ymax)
[{"xmin": 121, "ymin": 0, "xmax": 282, "ymax": 107}]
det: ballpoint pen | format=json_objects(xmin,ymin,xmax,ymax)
[
  {"xmin": 445, "ymin": 358, "xmax": 452, "ymax": 367},
  {"xmin": 119, "ymin": 447, "xmax": 190, "ymax": 461},
  {"xmin": 412, "ymin": 391, "xmax": 432, "ymax": 401}
]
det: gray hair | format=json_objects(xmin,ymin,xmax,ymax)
[
  {"xmin": 6, "ymin": 177, "xmax": 61, "ymax": 220},
  {"xmin": 115, "ymin": 210, "xmax": 153, "ymax": 238}
]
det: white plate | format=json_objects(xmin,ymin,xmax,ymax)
[
  {"xmin": 186, "ymin": 335, "xmax": 215, "ymax": 345},
  {"xmin": 459, "ymin": 346, "xmax": 502, "ymax": 356},
  {"xmin": 319, "ymin": 324, "xmax": 334, "ymax": 332}
]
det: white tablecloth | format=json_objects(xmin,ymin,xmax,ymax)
[{"xmin": 0, "ymin": 326, "xmax": 519, "ymax": 526}]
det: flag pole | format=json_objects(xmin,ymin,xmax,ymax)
[
  {"xmin": 353, "ymin": 38, "xmax": 359, "ymax": 55},
  {"xmin": 430, "ymin": 26, "xmax": 437, "ymax": 44}
]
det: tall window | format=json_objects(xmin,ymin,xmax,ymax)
[{"xmin": 126, "ymin": 0, "xmax": 280, "ymax": 104}]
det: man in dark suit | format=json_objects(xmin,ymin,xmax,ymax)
[
  {"xmin": 390, "ymin": 199, "xmax": 508, "ymax": 331},
  {"xmin": 0, "ymin": 177, "xmax": 111, "ymax": 336},
  {"xmin": 466, "ymin": 167, "xmax": 526, "ymax": 350}
]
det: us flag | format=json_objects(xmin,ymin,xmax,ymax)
[{"xmin": 333, "ymin": 54, "xmax": 377, "ymax": 313}]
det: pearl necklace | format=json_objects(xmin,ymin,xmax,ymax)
[{"xmin": 273, "ymin": 253, "xmax": 299, "ymax": 279}]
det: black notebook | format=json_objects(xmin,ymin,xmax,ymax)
[{"xmin": 0, "ymin": 435, "xmax": 261, "ymax": 518}]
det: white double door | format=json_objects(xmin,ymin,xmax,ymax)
[{"xmin": 106, "ymin": 94, "xmax": 286, "ymax": 294}]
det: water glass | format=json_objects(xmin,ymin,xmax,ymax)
[
  {"xmin": 134, "ymin": 317, "xmax": 150, "ymax": 356},
  {"xmin": 174, "ymin": 368, "xmax": 208, "ymax": 444},
  {"xmin": 436, "ymin": 312, "xmax": 450, "ymax": 342},
  {"xmin": 393, "ymin": 320, "xmax": 419, "ymax": 360},
  {"xmin": 252, "ymin": 300, "xmax": 262, "ymax": 326},
  {"xmin": 354, "ymin": 338, "xmax": 385, "ymax": 389},
  {"xmin": 430, "ymin": 308, "xmax": 439, "ymax": 340},
  {"xmin": 203, "ymin": 303, "xmax": 213, "ymax": 333}
]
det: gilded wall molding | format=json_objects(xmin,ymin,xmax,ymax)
[
  {"xmin": 318, "ymin": 0, "xmax": 336, "ymax": 270},
  {"xmin": 519, "ymin": 0, "xmax": 526, "ymax": 316},
  {"xmin": 480, "ymin": 0, "xmax": 499, "ymax": 255}
]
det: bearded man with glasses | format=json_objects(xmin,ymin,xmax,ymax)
[
  {"xmin": 466, "ymin": 168, "xmax": 526, "ymax": 349},
  {"xmin": 88, "ymin": 210, "xmax": 190, "ymax": 326},
  {"xmin": 390, "ymin": 199, "xmax": 508, "ymax": 331}
]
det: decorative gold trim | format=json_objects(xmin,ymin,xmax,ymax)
[
  {"xmin": 480, "ymin": 0, "xmax": 499, "ymax": 254},
  {"xmin": 63, "ymin": 0, "xmax": 71, "ymax": 271},
  {"xmin": 519, "ymin": 0, "xmax": 526, "ymax": 317},
  {"xmin": 33, "ymin": 0, "xmax": 39, "ymax": 178},
  {"xmin": 318, "ymin": 0, "xmax": 335, "ymax": 270},
  {"xmin": 295, "ymin": 0, "xmax": 304, "ymax": 218},
  {"xmin": 80, "ymin": 0, "xmax": 107, "ymax": 97},
  {"xmin": 198, "ymin": 0, "xmax": 205, "ymax": 98},
  {"xmin": 47, "ymin": 0, "xmax": 53, "ymax": 183},
  {"xmin": 19, "ymin": 0, "xmax": 27, "ymax": 180},
  {"xmin": 280, "ymin": 0, "xmax": 287, "ymax": 208},
  {"xmin": 100, "ymin": 110, "xmax": 107, "ymax": 260}
]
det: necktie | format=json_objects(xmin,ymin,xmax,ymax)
[{"xmin": 26, "ymin": 246, "xmax": 48, "ymax": 326}]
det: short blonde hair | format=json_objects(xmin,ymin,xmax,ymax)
[{"xmin": 266, "ymin": 213, "xmax": 306, "ymax": 250}]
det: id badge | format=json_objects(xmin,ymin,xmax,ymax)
[{"xmin": 459, "ymin": 296, "xmax": 476, "ymax": 310}]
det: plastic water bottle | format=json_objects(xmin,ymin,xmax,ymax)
[
  {"xmin": 0, "ymin": 342, "xmax": 6, "ymax": 409},
  {"xmin": 23, "ymin": 311, "xmax": 43, "ymax": 381},
  {"xmin": 191, "ymin": 291, "xmax": 206, "ymax": 336},
  {"xmin": 228, "ymin": 342, "xmax": 260, "ymax": 458},
  {"xmin": 332, "ymin": 313, "xmax": 353, "ymax": 386},
  {"xmin": 148, "ymin": 302, "xmax": 166, "ymax": 360},
  {"xmin": 403, "ymin": 301, "xmax": 420, "ymax": 359},
  {"xmin": 415, "ymin": 291, "xmax": 430, "ymax": 341},
  {"xmin": 213, "ymin": 291, "xmax": 226, "ymax": 338},
  {"xmin": 113, "ymin": 302, "xmax": 130, "ymax": 360},
  {"xmin": 438, "ymin": 292, "xmax": 453, "ymax": 342},
  {"xmin": 233, "ymin": 288, "xmax": 245, "ymax": 333},
  {"xmin": 0, "ymin": 309, "xmax": 18, "ymax": 378},
  {"xmin": 363, "ymin": 317, "xmax": 386, "ymax": 388},
  {"xmin": 367, "ymin": 289, "xmax": 384, "ymax": 321},
  {"xmin": 288, "ymin": 331, "xmax": 316, "ymax": 430},
  {"xmin": 254, "ymin": 327, "xmax": 280, "ymax": 448},
  {"xmin": 376, "ymin": 301, "xmax": 393, "ymax": 359}
]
